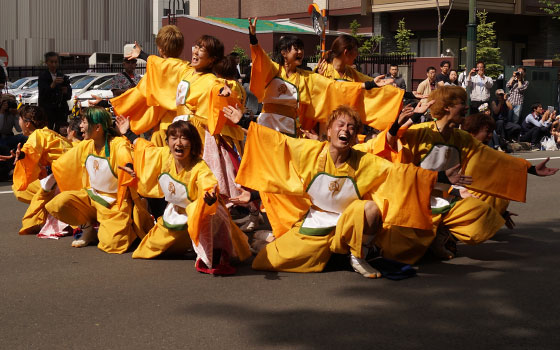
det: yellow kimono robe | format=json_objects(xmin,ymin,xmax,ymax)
[
  {"xmin": 110, "ymin": 55, "xmax": 190, "ymax": 146},
  {"xmin": 46, "ymin": 137, "xmax": 141, "ymax": 254},
  {"xmin": 250, "ymin": 43, "xmax": 404, "ymax": 132},
  {"xmin": 362, "ymin": 121, "xmax": 532, "ymax": 263},
  {"xmin": 11, "ymin": 128, "xmax": 72, "ymax": 235},
  {"xmin": 318, "ymin": 62, "xmax": 374, "ymax": 83},
  {"xmin": 236, "ymin": 123, "xmax": 436, "ymax": 273},
  {"xmin": 131, "ymin": 139, "xmax": 250, "ymax": 264}
]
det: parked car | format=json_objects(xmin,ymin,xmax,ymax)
[
  {"xmin": 76, "ymin": 79, "xmax": 114, "ymax": 107},
  {"xmin": 21, "ymin": 73, "xmax": 115, "ymax": 109},
  {"xmin": 7, "ymin": 77, "xmax": 38, "ymax": 102}
]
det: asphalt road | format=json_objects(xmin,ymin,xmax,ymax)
[{"xmin": 1, "ymin": 151, "xmax": 559, "ymax": 350}]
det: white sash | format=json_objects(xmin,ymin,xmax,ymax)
[
  {"xmin": 176, "ymin": 80, "xmax": 190, "ymax": 106},
  {"xmin": 85, "ymin": 155, "xmax": 118, "ymax": 194},
  {"xmin": 300, "ymin": 173, "xmax": 360, "ymax": 236},
  {"xmin": 262, "ymin": 78, "xmax": 298, "ymax": 107},
  {"xmin": 158, "ymin": 173, "xmax": 191, "ymax": 208},
  {"xmin": 40, "ymin": 173, "xmax": 57, "ymax": 192},
  {"xmin": 419, "ymin": 144, "xmax": 461, "ymax": 210},
  {"xmin": 257, "ymin": 113, "xmax": 297, "ymax": 136},
  {"xmin": 162, "ymin": 203, "xmax": 188, "ymax": 230}
]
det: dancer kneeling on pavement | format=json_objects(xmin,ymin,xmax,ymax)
[
  {"xmin": 45, "ymin": 107, "xmax": 149, "ymax": 252},
  {"xmin": 0, "ymin": 105, "xmax": 72, "ymax": 235},
  {"xmin": 235, "ymin": 105, "xmax": 438, "ymax": 278},
  {"xmin": 117, "ymin": 116, "xmax": 250, "ymax": 274}
]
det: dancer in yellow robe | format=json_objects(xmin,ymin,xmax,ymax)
[
  {"xmin": 45, "ymin": 107, "xmax": 144, "ymax": 253},
  {"xmin": 0, "ymin": 106, "xmax": 72, "ymax": 235},
  {"xmin": 236, "ymin": 105, "xmax": 437, "ymax": 278},
  {"xmin": 117, "ymin": 117, "xmax": 250, "ymax": 273},
  {"xmin": 247, "ymin": 18, "xmax": 404, "ymax": 238},
  {"xmin": 363, "ymin": 86, "xmax": 558, "ymax": 263}
]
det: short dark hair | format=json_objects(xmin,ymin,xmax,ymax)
[
  {"xmin": 440, "ymin": 60, "xmax": 451, "ymax": 67},
  {"xmin": 273, "ymin": 35, "xmax": 304, "ymax": 65},
  {"xmin": 476, "ymin": 61, "xmax": 485, "ymax": 67},
  {"xmin": 517, "ymin": 66, "xmax": 526, "ymax": 73},
  {"xmin": 44, "ymin": 51, "xmax": 59, "ymax": 62},
  {"xmin": 19, "ymin": 105, "xmax": 47, "ymax": 129},
  {"xmin": 531, "ymin": 103, "xmax": 542, "ymax": 112},
  {"xmin": 427, "ymin": 66, "xmax": 436, "ymax": 73},
  {"xmin": 166, "ymin": 120, "xmax": 202, "ymax": 159},
  {"xmin": 463, "ymin": 113, "xmax": 496, "ymax": 135},
  {"xmin": 68, "ymin": 117, "xmax": 84, "ymax": 140},
  {"xmin": 390, "ymin": 64, "xmax": 398, "ymax": 69}
]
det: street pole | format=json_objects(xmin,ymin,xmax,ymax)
[{"xmin": 466, "ymin": 0, "xmax": 476, "ymax": 71}]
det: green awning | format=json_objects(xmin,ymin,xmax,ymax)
[{"xmin": 206, "ymin": 17, "xmax": 310, "ymax": 33}]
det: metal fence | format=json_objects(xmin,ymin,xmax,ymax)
[{"xmin": 7, "ymin": 64, "xmax": 147, "ymax": 79}]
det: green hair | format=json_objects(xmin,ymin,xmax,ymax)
[{"xmin": 82, "ymin": 107, "xmax": 119, "ymax": 157}]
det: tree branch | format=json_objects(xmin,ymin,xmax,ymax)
[{"xmin": 442, "ymin": 0, "xmax": 455, "ymax": 26}]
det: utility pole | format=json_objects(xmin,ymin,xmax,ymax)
[{"xmin": 466, "ymin": 0, "xmax": 476, "ymax": 71}]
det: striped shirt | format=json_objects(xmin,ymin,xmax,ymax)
[{"xmin": 506, "ymin": 80, "xmax": 529, "ymax": 106}]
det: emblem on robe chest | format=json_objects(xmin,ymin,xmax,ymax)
[
  {"xmin": 328, "ymin": 180, "xmax": 341, "ymax": 194},
  {"xmin": 277, "ymin": 84, "xmax": 288, "ymax": 96},
  {"xmin": 93, "ymin": 160, "xmax": 100, "ymax": 172},
  {"xmin": 168, "ymin": 182, "xmax": 176, "ymax": 196}
]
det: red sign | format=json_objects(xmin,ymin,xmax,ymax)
[{"xmin": 0, "ymin": 48, "xmax": 9, "ymax": 67}]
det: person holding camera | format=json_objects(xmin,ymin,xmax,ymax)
[
  {"xmin": 520, "ymin": 103, "xmax": 555, "ymax": 150},
  {"xmin": 38, "ymin": 51, "xmax": 72, "ymax": 133},
  {"xmin": 506, "ymin": 66, "xmax": 529, "ymax": 124},
  {"xmin": 466, "ymin": 61, "xmax": 493, "ymax": 114}
]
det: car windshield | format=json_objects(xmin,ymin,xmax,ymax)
[
  {"xmin": 28, "ymin": 81, "xmax": 39, "ymax": 88},
  {"xmin": 69, "ymin": 75, "xmax": 89, "ymax": 85},
  {"xmin": 95, "ymin": 79, "xmax": 113, "ymax": 90},
  {"xmin": 21, "ymin": 79, "xmax": 38, "ymax": 88},
  {"xmin": 9, "ymin": 78, "xmax": 28, "ymax": 89},
  {"xmin": 71, "ymin": 76, "xmax": 95, "ymax": 89}
]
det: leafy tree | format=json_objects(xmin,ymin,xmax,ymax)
[
  {"xmin": 393, "ymin": 18, "xmax": 414, "ymax": 55},
  {"xmin": 474, "ymin": 10, "xmax": 502, "ymax": 78},
  {"xmin": 349, "ymin": 19, "xmax": 383, "ymax": 55},
  {"xmin": 540, "ymin": 0, "xmax": 560, "ymax": 19},
  {"xmin": 231, "ymin": 45, "xmax": 249, "ymax": 64}
]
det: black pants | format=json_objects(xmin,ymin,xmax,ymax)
[
  {"xmin": 520, "ymin": 127, "xmax": 550, "ymax": 146},
  {"xmin": 495, "ymin": 120, "xmax": 521, "ymax": 141}
]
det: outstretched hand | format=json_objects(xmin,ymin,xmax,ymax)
[
  {"xmin": 118, "ymin": 165, "xmax": 136, "ymax": 178},
  {"xmin": 88, "ymin": 94, "xmax": 103, "ymax": 106},
  {"xmin": 414, "ymin": 100, "xmax": 435, "ymax": 115},
  {"xmin": 248, "ymin": 17, "xmax": 258, "ymax": 36},
  {"xmin": 397, "ymin": 105, "xmax": 415, "ymax": 125},
  {"xmin": 222, "ymin": 105, "xmax": 243, "ymax": 124},
  {"xmin": 445, "ymin": 163, "xmax": 473, "ymax": 186},
  {"xmin": 229, "ymin": 188, "xmax": 252, "ymax": 205},
  {"xmin": 301, "ymin": 127, "xmax": 319, "ymax": 140},
  {"xmin": 373, "ymin": 75, "xmax": 394, "ymax": 87},
  {"xmin": 115, "ymin": 115, "xmax": 131, "ymax": 135},
  {"xmin": 125, "ymin": 41, "xmax": 142, "ymax": 60},
  {"xmin": 534, "ymin": 157, "xmax": 559, "ymax": 176},
  {"xmin": 316, "ymin": 58, "xmax": 327, "ymax": 76},
  {"xmin": 0, "ymin": 143, "xmax": 22, "ymax": 165},
  {"xmin": 204, "ymin": 185, "xmax": 218, "ymax": 206}
]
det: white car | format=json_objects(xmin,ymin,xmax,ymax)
[
  {"xmin": 7, "ymin": 77, "xmax": 38, "ymax": 102},
  {"xmin": 67, "ymin": 73, "xmax": 116, "ymax": 109},
  {"xmin": 21, "ymin": 73, "xmax": 114, "ymax": 108},
  {"xmin": 76, "ymin": 79, "xmax": 114, "ymax": 107}
]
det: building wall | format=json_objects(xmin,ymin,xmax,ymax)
[{"xmin": 0, "ymin": 0, "xmax": 157, "ymax": 67}]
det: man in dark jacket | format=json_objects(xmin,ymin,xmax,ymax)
[{"xmin": 38, "ymin": 52, "xmax": 72, "ymax": 132}]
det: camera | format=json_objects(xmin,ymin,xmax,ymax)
[{"xmin": 514, "ymin": 71, "xmax": 520, "ymax": 76}]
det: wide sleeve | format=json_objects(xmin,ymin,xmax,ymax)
[
  {"xmin": 111, "ymin": 56, "xmax": 189, "ymax": 134},
  {"xmin": 305, "ymin": 73, "xmax": 403, "ymax": 131},
  {"xmin": 374, "ymin": 162, "xmax": 436, "ymax": 230},
  {"xmin": 235, "ymin": 123, "xmax": 310, "ymax": 195},
  {"xmin": 133, "ymin": 138, "xmax": 165, "ymax": 198},
  {"xmin": 113, "ymin": 137, "xmax": 136, "ymax": 208},
  {"xmin": 187, "ymin": 161, "xmax": 218, "ymax": 246},
  {"xmin": 206, "ymin": 82, "xmax": 244, "ymax": 137},
  {"xmin": 13, "ymin": 131, "xmax": 44, "ymax": 191},
  {"xmin": 459, "ymin": 134, "xmax": 531, "ymax": 202},
  {"xmin": 52, "ymin": 143, "xmax": 86, "ymax": 192},
  {"xmin": 249, "ymin": 44, "xmax": 279, "ymax": 102}
]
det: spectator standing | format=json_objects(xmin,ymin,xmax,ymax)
[
  {"xmin": 506, "ymin": 66, "xmax": 529, "ymax": 124},
  {"xmin": 388, "ymin": 64, "xmax": 406, "ymax": 90},
  {"xmin": 38, "ymin": 52, "xmax": 71, "ymax": 132},
  {"xmin": 491, "ymin": 89, "xmax": 521, "ymax": 142},
  {"xmin": 435, "ymin": 60, "xmax": 451, "ymax": 86},
  {"xmin": 416, "ymin": 66, "xmax": 437, "ymax": 102},
  {"xmin": 466, "ymin": 61, "xmax": 493, "ymax": 114},
  {"xmin": 111, "ymin": 57, "xmax": 142, "ymax": 97}
]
